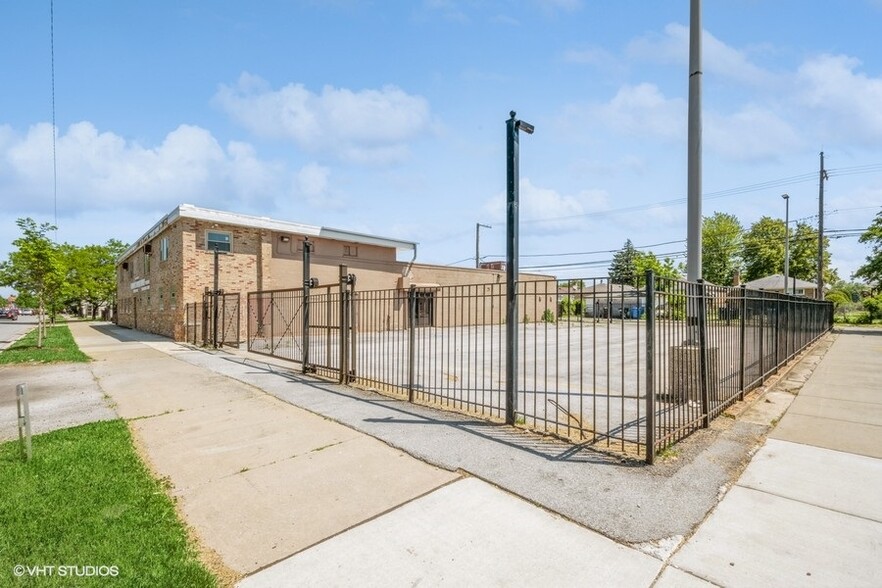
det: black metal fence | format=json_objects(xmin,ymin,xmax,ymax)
[
  {"xmin": 645, "ymin": 275, "xmax": 833, "ymax": 461},
  {"xmin": 184, "ymin": 292, "xmax": 241, "ymax": 348},
  {"xmin": 352, "ymin": 279, "xmax": 651, "ymax": 454},
  {"xmin": 237, "ymin": 272, "xmax": 832, "ymax": 462},
  {"xmin": 246, "ymin": 279, "xmax": 356, "ymax": 382}
]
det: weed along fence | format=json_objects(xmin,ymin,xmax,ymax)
[{"xmin": 238, "ymin": 270, "xmax": 832, "ymax": 463}]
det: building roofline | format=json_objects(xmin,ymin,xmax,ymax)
[
  {"xmin": 118, "ymin": 204, "xmax": 418, "ymax": 262},
  {"xmin": 742, "ymin": 273, "xmax": 818, "ymax": 290}
]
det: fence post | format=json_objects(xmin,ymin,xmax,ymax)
[
  {"xmin": 738, "ymin": 285, "xmax": 746, "ymax": 401},
  {"xmin": 302, "ymin": 239, "xmax": 314, "ymax": 374},
  {"xmin": 408, "ymin": 286, "xmax": 417, "ymax": 403},
  {"xmin": 775, "ymin": 295, "xmax": 781, "ymax": 373},
  {"xmin": 758, "ymin": 294, "xmax": 765, "ymax": 382},
  {"xmin": 17, "ymin": 383, "xmax": 32, "ymax": 462},
  {"xmin": 697, "ymin": 280, "xmax": 710, "ymax": 428},
  {"xmin": 338, "ymin": 264, "xmax": 352, "ymax": 384},
  {"xmin": 349, "ymin": 276, "xmax": 357, "ymax": 381},
  {"xmin": 202, "ymin": 289, "xmax": 210, "ymax": 346},
  {"xmin": 645, "ymin": 270, "xmax": 656, "ymax": 465}
]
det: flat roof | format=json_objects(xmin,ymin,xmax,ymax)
[{"xmin": 119, "ymin": 204, "xmax": 417, "ymax": 261}]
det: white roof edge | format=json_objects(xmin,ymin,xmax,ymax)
[
  {"xmin": 118, "ymin": 204, "xmax": 417, "ymax": 263},
  {"xmin": 319, "ymin": 227, "xmax": 416, "ymax": 251}
]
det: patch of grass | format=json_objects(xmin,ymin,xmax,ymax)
[
  {"xmin": 656, "ymin": 445, "xmax": 680, "ymax": 460},
  {"xmin": 0, "ymin": 324, "xmax": 90, "ymax": 364},
  {"xmin": 0, "ymin": 420, "xmax": 216, "ymax": 587}
]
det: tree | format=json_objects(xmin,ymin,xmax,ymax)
[
  {"xmin": 62, "ymin": 239, "xmax": 128, "ymax": 318},
  {"xmin": 701, "ymin": 212, "xmax": 742, "ymax": 285},
  {"xmin": 609, "ymin": 239, "xmax": 639, "ymax": 285},
  {"xmin": 791, "ymin": 221, "xmax": 837, "ymax": 285},
  {"xmin": 742, "ymin": 217, "xmax": 834, "ymax": 284},
  {"xmin": 854, "ymin": 208, "xmax": 882, "ymax": 289},
  {"xmin": 634, "ymin": 251, "xmax": 681, "ymax": 287},
  {"xmin": 742, "ymin": 216, "xmax": 786, "ymax": 282},
  {"xmin": 0, "ymin": 218, "xmax": 65, "ymax": 346}
]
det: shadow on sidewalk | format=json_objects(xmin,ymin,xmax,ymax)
[
  {"xmin": 216, "ymin": 354, "xmax": 643, "ymax": 469},
  {"xmin": 833, "ymin": 325, "xmax": 882, "ymax": 336}
]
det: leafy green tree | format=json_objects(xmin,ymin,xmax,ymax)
[
  {"xmin": 742, "ymin": 217, "xmax": 834, "ymax": 284},
  {"xmin": 863, "ymin": 294, "xmax": 882, "ymax": 320},
  {"xmin": 634, "ymin": 251, "xmax": 681, "ymax": 287},
  {"xmin": 742, "ymin": 216, "xmax": 786, "ymax": 282},
  {"xmin": 609, "ymin": 239, "xmax": 639, "ymax": 285},
  {"xmin": 854, "ymin": 208, "xmax": 882, "ymax": 289},
  {"xmin": 0, "ymin": 218, "xmax": 65, "ymax": 346},
  {"xmin": 825, "ymin": 289, "xmax": 851, "ymax": 320},
  {"xmin": 701, "ymin": 212, "xmax": 742, "ymax": 285},
  {"xmin": 62, "ymin": 239, "xmax": 128, "ymax": 318},
  {"xmin": 790, "ymin": 221, "xmax": 837, "ymax": 285}
]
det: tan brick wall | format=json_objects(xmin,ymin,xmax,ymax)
[{"xmin": 116, "ymin": 215, "xmax": 557, "ymax": 340}]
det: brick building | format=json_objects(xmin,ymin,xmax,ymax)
[{"xmin": 116, "ymin": 204, "xmax": 555, "ymax": 340}]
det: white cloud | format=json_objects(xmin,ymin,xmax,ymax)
[
  {"xmin": 570, "ymin": 83, "xmax": 686, "ymax": 141},
  {"xmin": 706, "ymin": 105, "xmax": 801, "ymax": 161},
  {"xmin": 627, "ymin": 23, "xmax": 774, "ymax": 86},
  {"xmin": 483, "ymin": 178, "xmax": 609, "ymax": 234},
  {"xmin": 0, "ymin": 121, "xmax": 296, "ymax": 217},
  {"xmin": 295, "ymin": 162, "xmax": 342, "ymax": 209},
  {"xmin": 795, "ymin": 54, "xmax": 882, "ymax": 144},
  {"xmin": 214, "ymin": 73, "xmax": 434, "ymax": 164}
]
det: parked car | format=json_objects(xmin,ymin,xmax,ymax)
[
  {"xmin": 19, "ymin": 308, "xmax": 34, "ymax": 316},
  {"xmin": 0, "ymin": 307, "xmax": 19, "ymax": 320}
]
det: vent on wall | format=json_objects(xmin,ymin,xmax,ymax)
[
  {"xmin": 122, "ymin": 262, "xmax": 129, "ymax": 270},
  {"xmin": 143, "ymin": 243, "xmax": 152, "ymax": 254}
]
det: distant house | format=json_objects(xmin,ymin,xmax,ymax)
[
  {"xmin": 742, "ymin": 274, "xmax": 819, "ymax": 298},
  {"xmin": 570, "ymin": 282, "xmax": 645, "ymax": 318}
]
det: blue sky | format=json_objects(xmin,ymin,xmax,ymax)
[{"xmin": 2, "ymin": 0, "xmax": 881, "ymax": 296}]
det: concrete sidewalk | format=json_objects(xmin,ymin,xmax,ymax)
[
  {"xmin": 54, "ymin": 322, "xmax": 882, "ymax": 586},
  {"xmin": 668, "ymin": 326, "xmax": 882, "ymax": 587}
]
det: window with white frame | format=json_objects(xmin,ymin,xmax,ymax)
[
  {"xmin": 206, "ymin": 230, "xmax": 232, "ymax": 253},
  {"xmin": 159, "ymin": 236, "xmax": 170, "ymax": 261}
]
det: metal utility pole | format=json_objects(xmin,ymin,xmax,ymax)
[
  {"xmin": 212, "ymin": 246, "xmax": 222, "ymax": 348},
  {"xmin": 475, "ymin": 223, "xmax": 491, "ymax": 268},
  {"xmin": 686, "ymin": 0, "xmax": 703, "ymax": 283},
  {"xmin": 302, "ymin": 238, "xmax": 316, "ymax": 374},
  {"xmin": 817, "ymin": 151, "xmax": 828, "ymax": 300},
  {"xmin": 505, "ymin": 111, "xmax": 533, "ymax": 426},
  {"xmin": 782, "ymin": 194, "xmax": 790, "ymax": 295}
]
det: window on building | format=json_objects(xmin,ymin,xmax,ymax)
[
  {"xmin": 160, "ymin": 237, "xmax": 170, "ymax": 261},
  {"xmin": 344, "ymin": 245, "xmax": 358, "ymax": 257},
  {"xmin": 207, "ymin": 230, "xmax": 232, "ymax": 253}
]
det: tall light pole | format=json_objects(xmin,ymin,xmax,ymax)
[
  {"xmin": 817, "ymin": 151, "xmax": 828, "ymax": 300},
  {"xmin": 782, "ymin": 193, "xmax": 790, "ymax": 296},
  {"xmin": 475, "ymin": 223, "xmax": 491, "ymax": 268},
  {"xmin": 686, "ymin": 0, "xmax": 703, "ymax": 282},
  {"xmin": 505, "ymin": 111, "xmax": 533, "ymax": 426}
]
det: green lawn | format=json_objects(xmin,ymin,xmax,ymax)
[
  {"xmin": 0, "ymin": 420, "xmax": 216, "ymax": 587},
  {"xmin": 0, "ymin": 324, "xmax": 90, "ymax": 364}
]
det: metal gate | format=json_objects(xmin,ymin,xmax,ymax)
[
  {"xmin": 184, "ymin": 292, "xmax": 240, "ymax": 348},
  {"xmin": 247, "ymin": 268, "xmax": 356, "ymax": 383}
]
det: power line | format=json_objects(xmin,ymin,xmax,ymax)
[{"xmin": 516, "ymin": 167, "xmax": 881, "ymax": 226}]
